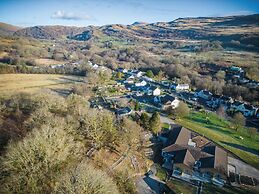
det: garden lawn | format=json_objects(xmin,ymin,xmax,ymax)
[
  {"xmin": 176, "ymin": 111, "xmax": 259, "ymax": 169},
  {"xmin": 166, "ymin": 179, "xmax": 196, "ymax": 194}
]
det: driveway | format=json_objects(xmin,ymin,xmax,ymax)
[
  {"xmin": 136, "ymin": 175, "xmax": 170, "ymax": 194},
  {"xmin": 228, "ymin": 156, "xmax": 259, "ymax": 180},
  {"xmin": 136, "ymin": 176, "xmax": 156, "ymax": 194}
]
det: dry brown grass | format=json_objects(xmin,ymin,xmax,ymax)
[
  {"xmin": 34, "ymin": 58, "xmax": 65, "ymax": 66},
  {"xmin": 0, "ymin": 74, "xmax": 83, "ymax": 96}
]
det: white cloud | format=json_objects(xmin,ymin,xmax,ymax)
[{"xmin": 51, "ymin": 10, "xmax": 90, "ymax": 20}]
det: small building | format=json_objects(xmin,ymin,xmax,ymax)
[
  {"xmin": 135, "ymin": 80, "xmax": 147, "ymax": 87},
  {"xmin": 195, "ymin": 90, "xmax": 212, "ymax": 100},
  {"xmin": 117, "ymin": 67, "xmax": 128, "ymax": 73},
  {"xmin": 171, "ymin": 84, "xmax": 190, "ymax": 91},
  {"xmin": 231, "ymin": 102, "xmax": 257, "ymax": 117},
  {"xmin": 131, "ymin": 70, "xmax": 144, "ymax": 77},
  {"xmin": 142, "ymin": 76, "xmax": 153, "ymax": 82},
  {"xmin": 151, "ymin": 87, "xmax": 161, "ymax": 96},
  {"xmin": 124, "ymin": 75, "xmax": 135, "ymax": 84},
  {"xmin": 154, "ymin": 95, "xmax": 180, "ymax": 110},
  {"xmin": 115, "ymin": 107, "xmax": 132, "ymax": 117},
  {"xmin": 92, "ymin": 64, "xmax": 99, "ymax": 69}
]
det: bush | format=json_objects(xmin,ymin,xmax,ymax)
[
  {"xmin": 0, "ymin": 123, "xmax": 84, "ymax": 193},
  {"xmin": 113, "ymin": 171, "xmax": 137, "ymax": 194},
  {"xmin": 56, "ymin": 161, "xmax": 119, "ymax": 194},
  {"xmin": 175, "ymin": 102, "xmax": 190, "ymax": 118}
]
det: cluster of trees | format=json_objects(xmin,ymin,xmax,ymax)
[
  {"xmin": 0, "ymin": 62, "xmax": 89, "ymax": 76},
  {"xmin": 194, "ymin": 41, "xmax": 223, "ymax": 52},
  {"xmin": 140, "ymin": 112, "xmax": 161, "ymax": 135},
  {"xmin": 0, "ymin": 93, "xmax": 141, "ymax": 193}
]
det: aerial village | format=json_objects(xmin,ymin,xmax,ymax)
[{"xmin": 86, "ymin": 60, "xmax": 259, "ymax": 191}]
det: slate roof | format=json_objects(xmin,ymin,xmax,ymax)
[
  {"xmin": 161, "ymin": 126, "xmax": 228, "ymax": 174},
  {"xmin": 160, "ymin": 95, "xmax": 176, "ymax": 104},
  {"xmin": 243, "ymin": 104, "xmax": 254, "ymax": 111},
  {"xmin": 232, "ymin": 101, "xmax": 243, "ymax": 106},
  {"xmin": 160, "ymin": 125, "xmax": 191, "ymax": 146},
  {"xmin": 163, "ymin": 144, "xmax": 213, "ymax": 168}
]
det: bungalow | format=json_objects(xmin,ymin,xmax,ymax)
[
  {"xmin": 136, "ymin": 71, "xmax": 144, "ymax": 77},
  {"xmin": 231, "ymin": 102, "xmax": 257, "ymax": 117},
  {"xmin": 150, "ymin": 86, "xmax": 161, "ymax": 96},
  {"xmin": 92, "ymin": 64, "xmax": 99, "ymax": 70},
  {"xmin": 135, "ymin": 80, "xmax": 147, "ymax": 87},
  {"xmin": 142, "ymin": 76, "xmax": 153, "ymax": 82},
  {"xmin": 117, "ymin": 67, "xmax": 128, "ymax": 73},
  {"xmin": 154, "ymin": 95, "xmax": 180, "ymax": 110},
  {"xmin": 124, "ymin": 75, "xmax": 135, "ymax": 84},
  {"xmin": 171, "ymin": 83, "xmax": 190, "ymax": 91},
  {"xmin": 229, "ymin": 66, "xmax": 244, "ymax": 75},
  {"xmin": 161, "ymin": 81, "xmax": 171, "ymax": 87},
  {"xmin": 195, "ymin": 90, "xmax": 212, "ymax": 100},
  {"xmin": 115, "ymin": 107, "xmax": 132, "ymax": 117},
  {"xmin": 206, "ymin": 94, "xmax": 221, "ymax": 108}
]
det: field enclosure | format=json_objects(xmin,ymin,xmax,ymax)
[{"xmin": 0, "ymin": 74, "xmax": 84, "ymax": 96}]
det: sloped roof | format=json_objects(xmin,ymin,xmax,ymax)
[
  {"xmin": 232, "ymin": 101, "xmax": 243, "ymax": 106},
  {"xmin": 160, "ymin": 125, "xmax": 191, "ymax": 146},
  {"xmin": 201, "ymin": 143, "xmax": 228, "ymax": 173},
  {"xmin": 163, "ymin": 144, "xmax": 212, "ymax": 168},
  {"xmin": 160, "ymin": 95, "xmax": 176, "ymax": 104},
  {"xmin": 192, "ymin": 136, "xmax": 210, "ymax": 148},
  {"xmin": 243, "ymin": 104, "xmax": 254, "ymax": 111}
]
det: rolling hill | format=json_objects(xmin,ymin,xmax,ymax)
[
  {"xmin": 0, "ymin": 22, "xmax": 21, "ymax": 36},
  {"xmin": 11, "ymin": 14, "xmax": 259, "ymax": 51}
]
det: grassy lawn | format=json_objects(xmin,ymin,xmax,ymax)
[
  {"xmin": 0, "ymin": 74, "xmax": 83, "ymax": 96},
  {"xmin": 166, "ymin": 179, "xmax": 196, "ymax": 194},
  {"xmin": 176, "ymin": 111, "xmax": 259, "ymax": 169},
  {"xmin": 162, "ymin": 123, "xmax": 171, "ymax": 131},
  {"xmin": 154, "ymin": 164, "xmax": 167, "ymax": 181}
]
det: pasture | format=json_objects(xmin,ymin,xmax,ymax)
[{"xmin": 0, "ymin": 74, "xmax": 84, "ymax": 96}]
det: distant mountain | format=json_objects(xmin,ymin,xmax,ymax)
[
  {"xmin": 0, "ymin": 22, "xmax": 21, "ymax": 36},
  {"xmin": 131, "ymin": 21, "xmax": 148, "ymax": 26},
  {"xmin": 14, "ymin": 25, "xmax": 88, "ymax": 40},
  {"xmin": 7, "ymin": 14, "xmax": 259, "ymax": 49}
]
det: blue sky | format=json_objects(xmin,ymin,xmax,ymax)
[{"xmin": 0, "ymin": 0, "xmax": 259, "ymax": 27}]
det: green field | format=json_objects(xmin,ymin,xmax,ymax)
[{"xmin": 176, "ymin": 111, "xmax": 259, "ymax": 169}]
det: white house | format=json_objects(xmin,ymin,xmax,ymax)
[
  {"xmin": 154, "ymin": 95, "xmax": 180, "ymax": 110},
  {"xmin": 92, "ymin": 64, "xmax": 99, "ymax": 69},
  {"xmin": 136, "ymin": 71, "xmax": 144, "ymax": 77},
  {"xmin": 118, "ymin": 68, "xmax": 128, "ymax": 73},
  {"xmin": 135, "ymin": 80, "xmax": 147, "ymax": 87},
  {"xmin": 151, "ymin": 87, "xmax": 161, "ymax": 96},
  {"xmin": 124, "ymin": 75, "xmax": 135, "ymax": 84},
  {"xmin": 142, "ymin": 76, "xmax": 153, "ymax": 82},
  {"xmin": 171, "ymin": 84, "xmax": 190, "ymax": 91},
  {"xmin": 195, "ymin": 90, "xmax": 212, "ymax": 100}
]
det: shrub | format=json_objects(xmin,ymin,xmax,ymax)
[
  {"xmin": 56, "ymin": 161, "xmax": 119, "ymax": 194},
  {"xmin": 0, "ymin": 124, "xmax": 84, "ymax": 193}
]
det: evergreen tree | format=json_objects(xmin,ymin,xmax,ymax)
[
  {"xmin": 149, "ymin": 112, "xmax": 161, "ymax": 135},
  {"xmin": 140, "ymin": 112, "xmax": 150, "ymax": 130},
  {"xmin": 135, "ymin": 101, "xmax": 140, "ymax": 111},
  {"xmin": 146, "ymin": 70, "xmax": 154, "ymax": 78}
]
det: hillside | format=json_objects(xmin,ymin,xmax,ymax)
[
  {"xmin": 0, "ymin": 22, "xmax": 21, "ymax": 36},
  {"xmin": 14, "ymin": 25, "xmax": 89, "ymax": 40},
  {"xmin": 12, "ymin": 14, "xmax": 259, "ymax": 50}
]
